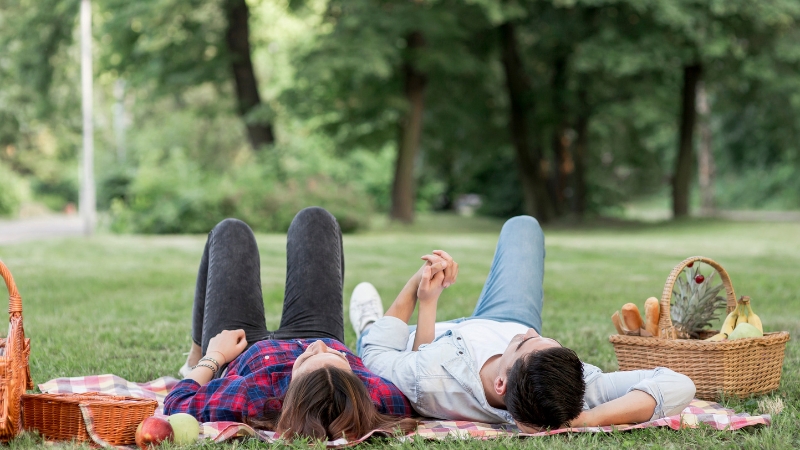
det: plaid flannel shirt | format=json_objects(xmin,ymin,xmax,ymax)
[{"xmin": 164, "ymin": 339, "xmax": 413, "ymax": 422}]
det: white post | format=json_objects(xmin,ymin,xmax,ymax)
[{"xmin": 80, "ymin": 0, "xmax": 96, "ymax": 235}]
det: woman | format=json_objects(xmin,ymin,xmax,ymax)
[{"xmin": 164, "ymin": 207, "xmax": 418, "ymax": 441}]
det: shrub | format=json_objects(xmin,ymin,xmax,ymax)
[
  {"xmin": 109, "ymin": 149, "xmax": 373, "ymax": 234},
  {"xmin": 0, "ymin": 161, "xmax": 28, "ymax": 217}
]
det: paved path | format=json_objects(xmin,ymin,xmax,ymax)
[{"xmin": 0, "ymin": 215, "xmax": 84, "ymax": 245}]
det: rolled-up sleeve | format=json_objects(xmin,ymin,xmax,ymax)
[
  {"xmin": 360, "ymin": 316, "xmax": 420, "ymax": 403},
  {"xmin": 583, "ymin": 364, "xmax": 696, "ymax": 420}
]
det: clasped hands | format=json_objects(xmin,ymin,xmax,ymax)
[{"xmin": 416, "ymin": 250, "xmax": 459, "ymax": 303}]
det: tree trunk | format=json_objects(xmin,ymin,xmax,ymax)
[
  {"xmin": 499, "ymin": 22, "xmax": 552, "ymax": 222},
  {"xmin": 672, "ymin": 63, "xmax": 702, "ymax": 218},
  {"xmin": 550, "ymin": 55, "xmax": 572, "ymax": 217},
  {"xmin": 696, "ymin": 82, "xmax": 715, "ymax": 215},
  {"xmin": 573, "ymin": 90, "xmax": 590, "ymax": 219},
  {"xmin": 390, "ymin": 31, "xmax": 427, "ymax": 223},
  {"xmin": 224, "ymin": 0, "xmax": 275, "ymax": 151}
]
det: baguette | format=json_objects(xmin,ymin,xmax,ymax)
[
  {"xmin": 611, "ymin": 311, "xmax": 625, "ymax": 335},
  {"xmin": 620, "ymin": 303, "xmax": 644, "ymax": 333},
  {"xmin": 644, "ymin": 297, "xmax": 660, "ymax": 337}
]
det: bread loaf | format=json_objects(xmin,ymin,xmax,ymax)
[
  {"xmin": 644, "ymin": 297, "xmax": 660, "ymax": 337},
  {"xmin": 611, "ymin": 311, "xmax": 625, "ymax": 335},
  {"xmin": 620, "ymin": 303, "xmax": 644, "ymax": 333}
]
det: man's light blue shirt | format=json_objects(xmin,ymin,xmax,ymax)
[{"xmin": 362, "ymin": 316, "xmax": 696, "ymax": 424}]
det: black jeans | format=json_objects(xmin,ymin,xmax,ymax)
[{"xmin": 192, "ymin": 207, "xmax": 345, "ymax": 359}]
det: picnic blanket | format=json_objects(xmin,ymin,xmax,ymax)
[{"xmin": 39, "ymin": 374, "xmax": 772, "ymax": 447}]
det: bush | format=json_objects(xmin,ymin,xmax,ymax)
[
  {"xmin": 0, "ymin": 161, "xmax": 28, "ymax": 217},
  {"xmin": 109, "ymin": 149, "xmax": 373, "ymax": 234}
]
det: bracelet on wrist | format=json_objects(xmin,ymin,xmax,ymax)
[
  {"xmin": 199, "ymin": 356, "xmax": 221, "ymax": 371},
  {"xmin": 191, "ymin": 362, "xmax": 217, "ymax": 375}
]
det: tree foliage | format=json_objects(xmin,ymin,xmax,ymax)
[{"xmin": 1, "ymin": 0, "xmax": 800, "ymax": 229}]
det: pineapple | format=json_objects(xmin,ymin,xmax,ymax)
[{"xmin": 670, "ymin": 264, "xmax": 727, "ymax": 339}]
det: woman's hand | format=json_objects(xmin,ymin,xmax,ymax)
[{"xmin": 206, "ymin": 329, "xmax": 248, "ymax": 365}]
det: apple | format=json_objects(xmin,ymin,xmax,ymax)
[
  {"xmin": 167, "ymin": 413, "xmax": 200, "ymax": 445},
  {"xmin": 135, "ymin": 416, "xmax": 174, "ymax": 449}
]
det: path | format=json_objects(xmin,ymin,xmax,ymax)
[{"xmin": 0, "ymin": 215, "xmax": 84, "ymax": 245}]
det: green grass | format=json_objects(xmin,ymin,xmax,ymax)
[{"xmin": 1, "ymin": 214, "xmax": 799, "ymax": 448}]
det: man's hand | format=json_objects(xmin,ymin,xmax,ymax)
[
  {"xmin": 206, "ymin": 329, "xmax": 248, "ymax": 365},
  {"xmin": 425, "ymin": 250, "xmax": 458, "ymax": 288},
  {"xmin": 417, "ymin": 262, "xmax": 446, "ymax": 303}
]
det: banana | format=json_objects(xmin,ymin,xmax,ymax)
[
  {"xmin": 740, "ymin": 296, "xmax": 763, "ymax": 333},
  {"xmin": 706, "ymin": 307, "xmax": 739, "ymax": 341},
  {"xmin": 719, "ymin": 307, "xmax": 738, "ymax": 336},
  {"xmin": 734, "ymin": 298, "xmax": 750, "ymax": 328},
  {"xmin": 705, "ymin": 332, "xmax": 727, "ymax": 341}
]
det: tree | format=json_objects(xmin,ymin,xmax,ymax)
[
  {"xmin": 223, "ymin": 0, "xmax": 275, "ymax": 149},
  {"xmin": 498, "ymin": 21, "xmax": 552, "ymax": 221},
  {"xmin": 99, "ymin": 0, "xmax": 274, "ymax": 151},
  {"xmin": 390, "ymin": 31, "xmax": 427, "ymax": 223}
]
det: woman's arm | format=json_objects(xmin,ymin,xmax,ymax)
[{"xmin": 385, "ymin": 255, "xmax": 450, "ymax": 324}]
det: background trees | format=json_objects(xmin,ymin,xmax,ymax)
[{"xmin": 1, "ymin": 0, "xmax": 799, "ymax": 231}]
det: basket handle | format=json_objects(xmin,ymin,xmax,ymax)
[
  {"xmin": 659, "ymin": 256, "xmax": 737, "ymax": 339},
  {"xmin": 0, "ymin": 261, "xmax": 23, "ymax": 316}
]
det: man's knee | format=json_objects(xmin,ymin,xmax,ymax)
[{"xmin": 502, "ymin": 215, "xmax": 542, "ymax": 237}]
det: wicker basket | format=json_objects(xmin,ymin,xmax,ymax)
[
  {"xmin": 22, "ymin": 392, "xmax": 158, "ymax": 446},
  {"xmin": 609, "ymin": 256, "xmax": 790, "ymax": 400},
  {"xmin": 0, "ymin": 261, "xmax": 34, "ymax": 441}
]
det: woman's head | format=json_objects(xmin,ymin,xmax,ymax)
[
  {"xmin": 247, "ymin": 366, "xmax": 416, "ymax": 442},
  {"xmin": 291, "ymin": 340, "xmax": 352, "ymax": 377},
  {"xmin": 277, "ymin": 366, "xmax": 416, "ymax": 441}
]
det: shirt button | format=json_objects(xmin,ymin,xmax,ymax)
[
  {"xmin": 457, "ymin": 337, "xmax": 462, "ymax": 340},
  {"xmin": 458, "ymin": 351, "xmax": 463, "ymax": 355}
]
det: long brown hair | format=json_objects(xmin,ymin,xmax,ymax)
[{"xmin": 245, "ymin": 367, "xmax": 417, "ymax": 442}]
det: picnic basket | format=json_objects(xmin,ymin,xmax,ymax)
[
  {"xmin": 0, "ymin": 261, "xmax": 34, "ymax": 441},
  {"xmin": 22, "ymin": 392, "xmax": 158, "ymax": 446},
  {"xmin": 609, "ymin": 256, "xmax": 790, "ymax": 400}
]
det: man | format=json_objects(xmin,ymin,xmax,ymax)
[{"xmin": 350, "ymin": 216, "xmax": 695, "ymax": 431}]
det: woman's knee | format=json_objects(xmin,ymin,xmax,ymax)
[
  {"xmin": 290, "ymin": 207, "xmax": 339, "ymax": 232},
  {"xmin": 211, "ymin": 218, "xmax": 255, "ymax": 242}
]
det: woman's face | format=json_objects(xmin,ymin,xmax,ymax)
[{"xmin": 291, "ymin": 340, "xmax": 353, "ymax": 377}]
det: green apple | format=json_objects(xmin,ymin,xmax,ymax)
[{"xmin": 167, "ymin": 413, "xmax": 200, "ymax": 445}]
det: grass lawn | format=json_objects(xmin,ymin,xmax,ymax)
[{"xmin": 1, "ymin": 214, "xmax": 798, "ymax": 449}]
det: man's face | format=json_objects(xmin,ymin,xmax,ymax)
[{"xmin": 496, "ymin": 328, "xmax": 562, "ymax": 377}]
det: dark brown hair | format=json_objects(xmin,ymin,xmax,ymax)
[
  {"xmin": 505, "ymin": 346, "xmax": 585, "ymax": 429},
  {"xmin": 245, "ymin": 367, "xmax": 417, "ymax": 442}
]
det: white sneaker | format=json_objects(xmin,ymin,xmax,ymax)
[
  {"xmin": 179, "ymin": 362, "xmax": 192, "ymax": 378},
  {"xmin": 349, "ymin": 282, "xmax": 384, "ymax": 339}
]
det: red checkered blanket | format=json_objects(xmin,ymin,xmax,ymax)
[{"xmin": 39, "ymin": 374, "xmax": 772, "ymax": 447}]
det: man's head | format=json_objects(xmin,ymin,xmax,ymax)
[{"xmin": 493, "ymin": 329, "xmax": 585, "ymax": 429}]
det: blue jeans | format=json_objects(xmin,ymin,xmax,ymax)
[{"xmin": 358, "ymin": 215, "xmax": 545, "ymax": 354}]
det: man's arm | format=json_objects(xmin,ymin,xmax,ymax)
[
  {"xmin": 568, "ymin": 390, "xmax": 656, "ymax": 427},
  {"xmin": 571, "ymin": 365, "xmax": 696, "ymax": 427},
  {"xmin": 412, "ymin": 251, "xmax": 458, "ymax": 350}
]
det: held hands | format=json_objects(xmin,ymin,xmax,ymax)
[
  {"xmin": 417, "ymin": 250, "xmax": 459, "ymax": 303},
  {"xmin": 206, "ymin": 329, "xmax": 248, "ymax": 365}
]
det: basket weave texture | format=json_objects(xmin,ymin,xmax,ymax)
[
  {"xmin": 609, "ymin": 256, "xmax": 790, "ymax": 400},
  {"xmin": 22, "ymin": 392, "xmax": 158, "ymax": 445},
  {"xmin": 0, "ymin": 261, "xmax": 34, "ymax": 441}
]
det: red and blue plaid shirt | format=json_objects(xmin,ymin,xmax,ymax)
[{"xmin": 164, "ymin": 338, "xmax": 412, "ymax": 422}]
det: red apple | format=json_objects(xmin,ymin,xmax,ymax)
[{"xmin": 135, "ymin": 416, "xmax": 174, "ymax": 449}]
